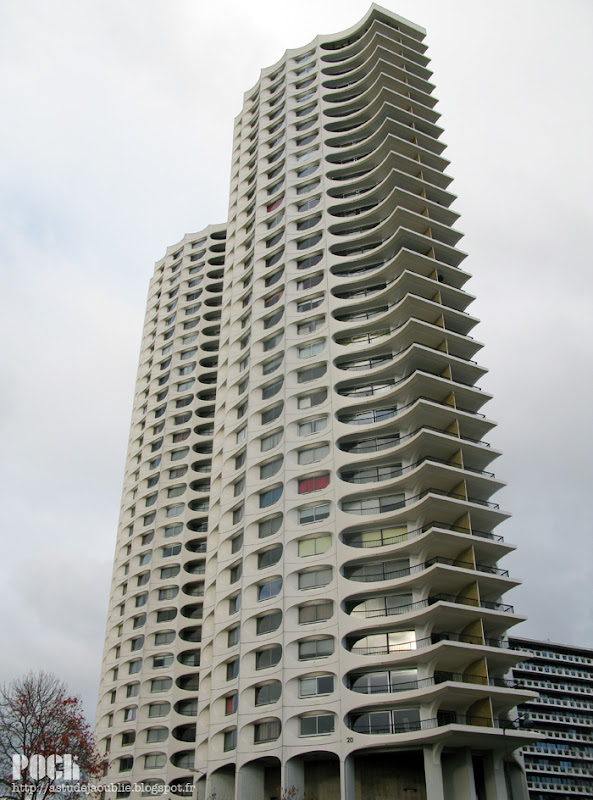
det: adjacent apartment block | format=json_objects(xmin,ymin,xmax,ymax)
[
  {"xmin": 509, "ymin": 637, "xmax": 593, "ymax": 799},
  {"xmin": 96, "ymin": 6, "xmax": 537, "ymax": 799}
]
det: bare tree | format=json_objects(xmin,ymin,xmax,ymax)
[{"xmin": 0, "ymin": 672, "xmax": 103, "ymax": 800}]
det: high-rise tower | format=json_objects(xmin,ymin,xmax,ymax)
[{"xmin": 96, "ymin": 6, "xmax": 537, "ymax": 799}]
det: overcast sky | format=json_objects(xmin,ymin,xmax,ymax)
[{"xmin": 0, "ymin": 0, "xmax": 591, "ymax": 721}]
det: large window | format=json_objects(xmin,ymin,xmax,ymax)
[
  {"xmin": 257, "ymin": 545, "xmax": 282, "ymax": 569},
  {"xmin": 298, "ymin": 638, "xmax": 333, "ymax": 660},
  {"xmin": 298, "ymin": 417, "xmax": 327, "ymax": 436},
  {"xmin": 298, "ymin": 389, "xmax": 327, "ymax": 409},
  {"xmin": 299, "ymin": 601, "xmax": 333, "ymax": 624},
  {"xmin": 254, "ymin": 719, "xmax": 281, "ymax": 743},
  {"xmin": 261, "ymin": 430, "xmax": 282, "ymax": 451},
  {"xmin": 259, "ymin": 515, "xmax": 283, "ymax": 538},
  {"xmin": 298, "ymin": 534, "xmax": 331, "ymax": 557},
  {"xmin": 299, "ymin": 675, "xmax": 334, "ymax": 697},
  {"xmin": 299, "ymin": 714, "xmax": 335, "ymax": 736},
  {"xmin": 298, "ymin": 445, "xmax": 328, "ymax": 465},
  {"xmin": 255, "ymin": 646, "xmax": 282, "ymax": 670},
  {"xmin": 298, "ymin": 474, "xmax": 330, "ymax": 494},
  {"xmin": 255, "ymin": 682, "xmax": 282, "ymax": 706},
  {"xmin": 259, "ymin": 486, "xmax": 283, "ymax": 508},
  {"xmin": 261, "ymin": 404, "xmax": 283, "ymax": 425},
  {"xmin": 258, "ymin": 578, "xmax": 282, "ymax": 601},
  {"xmin": 298, "ymin": 568, "xmax": 332, "ymax": 590},
  {"xmin": 297, "ymin": 364, "xmax": 326, "ymax": 383},
  {"xmin": 342, "ymin": 495, "xmax": 405, "ymax": 515},
  {"xmin": 298, "ymin": 504, "xmax": 330, "ymax": 525},
  {"xmin": 256, "ymin": 611, "xmax": 282, "ymax": 635}
]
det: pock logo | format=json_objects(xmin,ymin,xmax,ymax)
[{"xmin": 12, "ymin": 754, "xmax": 80, "ymax": 781}]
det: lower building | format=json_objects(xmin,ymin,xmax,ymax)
[{"xmin": 510, "ymin": 637, "xmax": 593, "ymax": 799}]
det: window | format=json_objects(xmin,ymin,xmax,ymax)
[
  {"xmin": 298, "ymin": 569, "xmax": 332, "ymax": 590},
  {"xmin": 234, "ymin": 477, "xmax": 245, "ymax": 497},
  {"xmin": 298, "ymin": 364, "xmax": 326, "ymax": 383},
  {"xmin": 254, "ymin": 720, "xmax": 281, "ymax": 743},
  {"xmin": 156, "ymin": 609, "xmax": 176, "ymax": 623},
  {"xmin": 223, "ymin": 729, "xmax": 237, "ymax": 752},
  {"xmin": 255, "ymin": 646, "xmax": 282, "ymax": 670},
  {"xmin": 230, "ymin": 563, "xmax": 242, "ymax": 583},
  {"xmin": 146, "ymin": 728, "xmax": 168, "ymax": 743},
  {"xmin": 226, "ymin": 660, "xmax": 239, "ymax": 680},
  {"xmin": 259, "ymin": 515, "xmax": 282, "ymax": 538},
  {"xmin": 297, "ymin": 295, "xmax": 323, "ymax": 313},
  {"xmin": 135, "ymin": 594, "xmax": 147, "ymax": 607},
  {"xmin": 299, "ymin": 503, "xmax": 330, "ymax": 525},
  {"xmin": 298, "ymin": 341, "xmax": 324, "ymax": 359},
  {"xmin": 258, "ymin": 543, "xmax": 283, "ymax": 568},
  {"xmin": 128, "ymin": 659, "xmax": 142, "ymax": 674},
  {"xmin": 298, "ymin": 474, "xmax": 330, "ymax": 494},
  {"xmin": 297, "ymin": 196, "xmax": 320, "ymax": 213},
  {"xmin": 297, "ymin": 273, "xmax": 323, "ymax": 291},
  {"xmin": 256, "ymin": 611, "xmax": 282, "ymax": 635},
  {"xmin": 299, "ymin": 675, "xmax": 334, "ymax": 697},
  {"xmin": 298, "ymin": 389, "xmax": 327, "ymax": 409},
  {"xmin": 261, "ymin": 404, "xmax": 283, "ymax": 425},
  {"xmin": 255, "ymin": 682, "xmax": 282, "ymax": 706},
  {"xmin": 261, "ymin": 430, "xmax": 282, "ymax": 451},
  {"xmin": 296, "ymin": 178, "xmax": 320, "ymax": 194},
  {"xmin": 297, "ymin": 317, "xmax": 324, "ymax": 336},
  {"xmin": 298, "ymin": 534, "xmax": 331, "ymax": 556},
  {"xmin": 164, "ymin": 523, "xmax": 183, "ymax": 538},
  {"xmin": 162, "ymin": 543, "xmax": 182, "ymax": 557},
  {"xmin": 121, "ymin": 730, "xmax": 136, "ymax": 744},
  {"xmin": 177, "ymin": 380, "xmax": 194, "ymax": 392},
  {"xmin": 299, "ymin": 714, "xmax": 335, "ymax": 736},
  {"xmin": 150, "ymin": 678, "xmax": 173, "ymax": 692},
  {"xmin": 153, "ymin": 654, "xmax": 173, "ymax": 668},
  {"xmin": 231, "ymin": 533, "xmax": 243, "ymax": 554},
  {"xmin": 148, "ymin": 703, "xmax": 170, "ymax": 718},
  {"xmin": 137, "ymin": 573, "xmax": 150, "ymax": 587},
  {"xmin": 225, "ymin": 693, "xmax": 238, "ymax": 715},
  {"xmin": 262, "ymin": 354, "xmax": 283, "ymax": 374},
  {"xmin": 170, "ymin": 448, "xmax": 189, "ymax": 461},
  {"xmin": 262, "ymin": 378, "xmax": 283, "ymax": 399},
  {"xmin": 263, "ymin": 331, "xmax": 282, "ymax": 354},
  {"xmin": 259, "ymin": 486, "xmax": 283, "ymax": 507},
  {"xmin": 144, "ymin": 753, "xmax": 167, "ymax": 770},
  {"xmin": 298, "ymin": 638, "xmax": 334, "ymax": 660},
  {"xmin": 264, "ymin": 309, "xmax": 283, "ymax": 329},
  {"xmin": 235, "ymin": 451, "xmax": 246, "ymax": 471},
  {"xmin": 123, "ymin": 708, "xmax": 137, "ymax": 722},
  {"xmin": 298, "ymin": 445, "xmax": 328, "ymax": 465},
  {"xmin": 232, "ymin": 505, "xmax": 244, "ymax": 524},
  {"xmin": 167, "ymin": 484, "xmax": 185, "ymax": 498},
  {"xmin": 260, "ymin": 457, "xmax": 283, "ymax": 479},
  {"xmin": 138, "ymin": 552, "xmax": 152, "ymax": 566},
  {"xmin": 154, "ymin": 632, "xmax": 175, "ymax": 645},
  {"xmin": 298, "ymin": 417, "xmax": 327, "ymax": 436},
  {"xmin": 229, "ymin": 594, "xmax": 241, "ymax": 614},
  {"xmin": 342, "ymin": 495, "xmax": 405, "ymax": 514},
  {"xmin": 160, "ymin": 566, "xmax": 180, "ymax": 579},
  {"xmin": 258, "ymin": 578, "xmax": 282, "ymax": 601},
  {"xmin": 228, "ymin": 627, "xmax": 240, "ymax": 647}
]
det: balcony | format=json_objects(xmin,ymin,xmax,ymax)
[
  {"xmin": 343, "ymin": 555, "xmax": 509, "ymax": 583},
  {"xmin": 349, "ymin": 630, "xmax": 512, "ymax": 656},
  {"xmin": 346, "ymin": 592, "xmax": 514, "ymax": 620},
  {"xmin": 348, "ymin": 671, "xmax": 522, "ymax": 695}
]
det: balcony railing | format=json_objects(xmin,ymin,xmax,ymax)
[
  {"xmin": 344, "ymin": 555, "xmax": 509, "ymax": 583},
  {"xmin": 349, "ymin": 630, "xmax": 511, "ymax": 656},
  {"xmin": 348, "ymin": 712, "xmax": 515, "ymax": 736},
  {"xmin": 349, "ymin": 671, "xmax": 523, "ymax": 694},
  {"xmin": 348, "ymin": 592, "xmax": 514, "ymax": 620},
  {"xmin": 341, "ymin": 455, "xmax": 495, "ymax": 485},
  {"xmin": 342, "ymin": 521, "xmax": 504, "ymax": 550}
]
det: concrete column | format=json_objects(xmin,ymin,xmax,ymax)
[
  {"xmin": 282, "ymin": 757, "xmax": 305, "ymax": 800},
  {"xmin": 483, "ymin": 752, "xmax": 507, "ymax": 800},
  {"xmin": 340, "ymin": 753, "xmax": 356, "ymax": 800},
  {"xmin": 209, "ymin": 770, "xmax": 235, "ymax": 800},
  {"xmin": 423, "ymin": 745, "xmax": 445, "ymax": 800},
  {"xmin": 442, "ymin": 749, "xmax": 477, "ymax": 800},
  {"xmin": 237, "ymin": 762, "xmax": 265, "ymax": 800}
]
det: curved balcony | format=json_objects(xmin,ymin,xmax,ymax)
[
  {"xmin": 347, "ymin": 630, "xmax": 512, "ymax": 657},
  {"xmin": 343, "ymin": 556, "xmax": 509, "ymax": 583},
  {"xmin": 347, "ymin": 671, "xmax": 522, "ymax": 695},
  {"xmin": 347, "ymin": 710, "xmax": 519, "ymax": 736},
  {"xmin": 346, "ymin": 593, "xmax": 514, "ymax": 623}
]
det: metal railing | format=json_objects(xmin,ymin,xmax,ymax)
[
  {"xmin": 342, "ymin": 520, "xmax": 504, "ymax": 550},
  {"xmin": 348, "ymin": 592, "xmax": 514, "ymax": 619},
  {"xmin": 349, "ymin": 671, "xmax": 523, "ymax": 694},
  {"xmin": 350, "ymin": 630, "xmax": 511, "ymax": 657},
  {"xmin": 344, "ymin": 555, "xmax": 509, "ymax": 583}
]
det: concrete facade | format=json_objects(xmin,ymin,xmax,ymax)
[{"xmin": 96, "ymin": 6, "xmax": 536, "ymax": 799}]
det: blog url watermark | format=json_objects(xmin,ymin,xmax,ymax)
[{"xmin": 11, "ymin": 784, "xmax": 194, "ymax": 795}]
